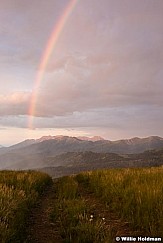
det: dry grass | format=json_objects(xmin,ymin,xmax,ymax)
[
  {"xmin": 77, "ymin": 167, "xmax": 163, "ymax": 237},
  {"xmin": 0, "ymin": 170, "xmax": 52, "ymax": 243}
]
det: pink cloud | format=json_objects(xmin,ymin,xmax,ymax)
[{"xmin": 0, "ymin": 91, "xmax": 31, "ymax": 116}]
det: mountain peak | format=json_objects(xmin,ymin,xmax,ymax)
[
  {"xmin": 37, "ymin": 135, "xmax": 55, "ymax": 142},
  {"xmin": 77, "ymin": 136, "xmax": 105, "ymax": 142},
  {"xmin": 91, "ymin": 136, "xmax": 105, "ymax": 141}
]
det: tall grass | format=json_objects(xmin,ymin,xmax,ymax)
[
  {"xmin": 0, "ymin": 170, "xmax": 52, "ymax": 243},
  {"xmin": 76, "ymin": 167, "xmax": 163, "ymax": 236},
  {"xmin": 51, "ymin": 176, "xmax": 110, "ymax": 242}
]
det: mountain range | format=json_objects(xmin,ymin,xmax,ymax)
[{"xmin": 0, "ymin": 135, "xmax": 163, "ymax": 173}]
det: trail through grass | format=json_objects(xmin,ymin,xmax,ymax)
[
  {"xmin": 25, "ymin": 182, "xmax": 62, "ymax": 243},
  {"xmin": 50, "ymin": 177, "xmax": 113, "ymax": 242},
  {"xmin": 1, "ymin": 167, "xmax": 162, "ymax": 242}
]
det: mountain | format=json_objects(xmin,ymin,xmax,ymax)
[
  {"xmin": 0, "ymin": 145, "xmax": 7, "ymax": 153},
  {"xmin": 8, "ymin": 135, "xmax": 59, "ymax": 150},
  {"xmin": 130, "ymin": 147, "xmax": 163, "ymax": 166},
  {"xmin": 4, "ymin": 151, "xmax": 123, "ymax": 170},
  {"xmin": 0, "ymin": 135, "xmax": 163, "ymax": 170},
  {"xmin": 0, "ymin": 145, "xmax": 5, "ymax": 150},
  {"xmin": 9, "ymin": 139, "xmax": 36, "ymax": 150},
  {"xmin": 40, "ymin": 149, "xmax": 163, "ymax": 178},
  {"xmin": 0, "ymin": 135, "xmax": 64, "ymax": 154},
  {"xmin": 27, "ymin": 135, "xmax": 163, "ymax": 155}
]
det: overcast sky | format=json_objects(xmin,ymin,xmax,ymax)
[{"xmin": 0, "ymin": 0, "xmax": 163, "ymax": 146}]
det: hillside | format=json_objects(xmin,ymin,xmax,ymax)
[{"xmin": 40, "ymin": 149, "xmax": 163, "ymax": 178}]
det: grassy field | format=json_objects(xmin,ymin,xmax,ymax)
[
  {"xmin": 75, "ymin": 167, "xmax": 163, "ymax": 237},
  {"xmin": 51, "ymin": 167, "xmax": 163, "ymax": 242},
  {"xmin": 1, "ymin": 167, "xmax": 162, "ymax": 242},
  {"xmin": 0, "ymin": 170, "xmax": 52, "ymax": 243}
]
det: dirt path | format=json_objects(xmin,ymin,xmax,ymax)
[{"xmin": 25, "ymin": 182, "xmax": 63, "ymax": 243}]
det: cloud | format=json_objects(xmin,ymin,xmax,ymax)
[
  {"xmin": 33, "ymin": 0, "xmax": 163, "ymax": 118},
  {"xmin": 0, "ymin": 91, "xmax": 31, "ymax": 116},
  {"xmin": 31, "ymin": 48, "xmax": 163, "ymax": 118},
  {"xmin": 0, "ymin": 0, "xmax": 163, "ymax": 140},
  {"xmin": 0, "ymin": 1, "xmax": 69, "ymax": 70},
  {"xmin": 0, "ymin": 106, "xmax": 163, "ymax": 140}
]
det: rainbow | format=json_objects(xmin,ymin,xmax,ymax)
[{"xmin": 28, "ymin": 0, "xmax": 78, "ymax": 128}]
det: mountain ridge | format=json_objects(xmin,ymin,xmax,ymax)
[
  {"xmin": 0, "ymin": 135, "xmax": 163, "ymax": 171},
  {"xmin": 3, "ymin": 135, "xmax": 163, "ymax": 149}
]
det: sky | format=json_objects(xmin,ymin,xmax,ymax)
[{"xmin": 0, "ymin": 0, "xmax": 163, "ymax": 146}]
